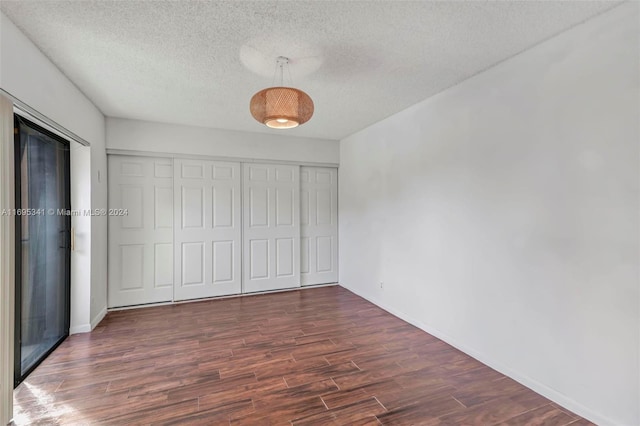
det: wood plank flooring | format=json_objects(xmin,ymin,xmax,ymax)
[{"xmin": 13, "ymin": 286, "xmax": 592, "ymax": 425}]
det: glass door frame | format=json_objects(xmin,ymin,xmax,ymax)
[{"xmin": 13, "ymin": 114, "xmax": 71, "ymax": 387}]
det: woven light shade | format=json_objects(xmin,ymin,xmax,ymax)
[{"xmin": 250, "ymin": 86, "xmax": 314, "ymax": 129}]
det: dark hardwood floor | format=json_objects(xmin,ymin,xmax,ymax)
[{"xmin": 13, "ymin": 286, "xmax": 591, "ymax": 425}]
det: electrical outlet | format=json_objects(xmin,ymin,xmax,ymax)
[{"xmin": 380, "ymin": 281, "xmax": 384, "ymax": 289}]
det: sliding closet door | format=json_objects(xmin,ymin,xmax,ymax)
[
  {"xmin": 300, "ymin": 167, "xmax": 338, "ymax": 286},
  {"xmin": 243, "ymin": 163, "xmax": 300, "ymax": 293},
  {"xmin": 108, "ymin": 156, "xmax": 174, "ymax": 308},
  {"xmin": 174, "ymin": 160, "xmax": 241, "ymax": 301}
]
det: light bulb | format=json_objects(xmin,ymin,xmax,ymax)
[{"xmin": 265, "ymin": 118, "xmax": 299, "ymax": 129}]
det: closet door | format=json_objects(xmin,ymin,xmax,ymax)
[
  {"xmin": 243, "ymin": 164, "xmax": 300, "ymax": 293},
  {"xmin": 300, "ymin": 167, "xmax": 338, "ymax": 286},
  {"xmin": 108, "ymin": 156, "xmax": 174, "ymax": 308},
  {"xmin": 174, "ymin": 159, "xmax": 241, "ymax": 301}
]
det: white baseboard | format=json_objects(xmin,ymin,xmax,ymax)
[
  {"xmin": 69, "ymin": 324, "xmax": 91, "ymax": 334},
  {"xmin": 90, "ymin": 305, "xmax": 107, "ymax": 330},
  {"xmin": 339, "ymin": 283, "xmax": 615, "ymax": 426},
  {"xmin": 69, "ymin": 306, "xmax": 107, "ymax": 335},
  {"xmin": 109, "ymin": 283, "xmax": 339, "ymax": 311}
]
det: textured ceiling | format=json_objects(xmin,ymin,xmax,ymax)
[{"xmin": 0, "ymin": 1, "xmax": 619, "ymax": 140}]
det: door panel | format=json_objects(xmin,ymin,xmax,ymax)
[
  {"xmin": 108, "ymin": 156, "xmax": 173, "ymax": 307},
  {"xmin": 250, "ymin": 239, "xmax": 269, "ymax": 279},
  {"xmin": 276, "ymin": 238, "xmax": 294, "ymax": 277},
  {"xmin": 243, "ymin": 164, "xmax": 300, "ymax": 293},
  {"xmin": 213, "ymin": 240, "xmax": 234, "ymax": 282},
  {"xmin": 174, "ymin": 159, "xmax": 241, "ymax": 300},
  {"xmin": 154, "ymin": 243, "xmax": 174, "ymax": 287},
  {"xmin": 300, "ymin": 167, "xmax": 338, "ymax": 286},
  {"xmin": 213, "ymin": 187, "xmax": 234, "ymax": 227},
  {"xmin": 250, "ymin": 187, "xmax": 269, "ymax": 227},
  {"xmin": 301, "ymin": 237, "xmax": 310, "ymax": 274},
  {"xmin": 121, "ymin": 186, "xmax": 144, "ymax": 229},
  {"xmin": 276, "ymin": 188, "xmax": 294, "ymax": 225},
  {"xmin": 14, "ymin": 115, "xmax": 71, "ymax": 386}
]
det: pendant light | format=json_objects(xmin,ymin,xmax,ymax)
[{"xmin": 250, "ymin": 56, "xmax": 314, "ymax": 129}]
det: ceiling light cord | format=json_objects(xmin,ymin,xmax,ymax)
[
  {"xmin": 280, "ymin": 59, "xmax": 284, "ymax": 86},
  {"xmin": 271, "ymin": 61, "xmax": 279, "ymax": 87},
  {"xmin": 275, "ymin": 56, "xmax": 289, "ymax": 87},
  {"xmin": 286, "ymin": 63, "xmax": 293, "ymax": 87}
]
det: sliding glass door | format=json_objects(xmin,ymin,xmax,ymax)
[{"xmin": 14, "ymin": 115, "xmax": 71, "ymax": 387}]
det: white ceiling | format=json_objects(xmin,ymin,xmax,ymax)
[{"xmin": 0, "ymin": 1, "xmax": 619, "ymax": 141}]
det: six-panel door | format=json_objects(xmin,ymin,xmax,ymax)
[
  {"xmin": 243, "ymin": 164, "xmax": 301, "ymax": 293},
  {"xmin": 108, "ymin": 156, "xmax": 174, "ymax": 308},
  {"xmin": 174, "ymin": 159, "xmax": 242, "ymax": 300},
  {"xmin": 108, "ymin": 156, "xmax": 333, "ymax": 306},
  {"xmin": 300, "ymin": 167, "xmax": 338, "ymax": 286}
]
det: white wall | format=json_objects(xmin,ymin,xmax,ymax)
[
  {"xmin": 339, "ymin": 3, "xmax": 639, "ymax": 426},
  {"xmin": 107, "ymin": 117, "xmax": 339, "ymax": 164},
  {"xmin": 69, "ymin": 143, "xmax": 92, "ymax": 333},
  {"xmin": 0, "ymin": 12, "xmax": 108, "ymax": 332}
]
